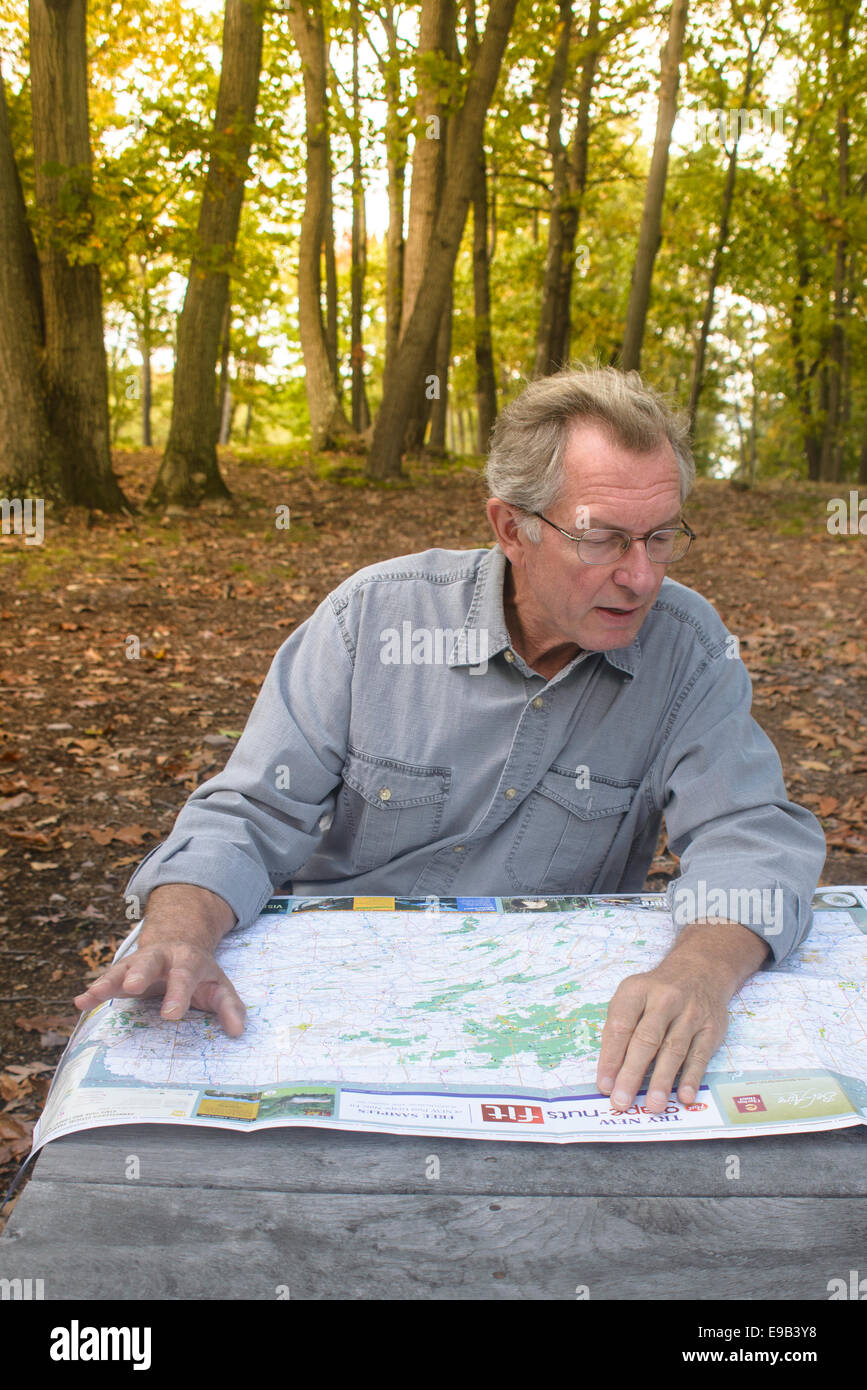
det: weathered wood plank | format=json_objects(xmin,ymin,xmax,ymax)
[
  {"xmin": 29, "ymin": 1122, "xmax": 867, "ymax": 1196},
  {"xmin": 0, "ymin": 1186, "xmax": 862, "ymax": 1300}
]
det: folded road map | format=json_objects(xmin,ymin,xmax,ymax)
[{"xmin": 32, "ymin": 887, "xmax": 867, "ymax": 1147}]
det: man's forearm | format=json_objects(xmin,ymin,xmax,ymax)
[
  {"xmin": 666, "ymin": 917, "xmax": 771, "ymax": 993},
  {"xmin": 140, "ymin": 883, "xmax": 238, "ymax": 952}
]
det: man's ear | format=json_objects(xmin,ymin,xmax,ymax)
[{"xmin": 486, "ymin": 498, "xmax": 527, "ymax": 565}]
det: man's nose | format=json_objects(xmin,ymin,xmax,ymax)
[{"xmin": 611, "ymin": 539, "xmax": 660, "ymax": 593}]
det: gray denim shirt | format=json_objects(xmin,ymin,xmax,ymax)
[{"xmin": 126, "ymin": 544, "xmax": 826, "ymax": 964}]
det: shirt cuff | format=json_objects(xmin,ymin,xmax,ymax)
[
  {"xmin": 124, "ymin": 836, "xmax": 275, "ymax": 931},
  {"xmin": 665, "ymin": 876, "xmax": 811, "ymax": 966}
]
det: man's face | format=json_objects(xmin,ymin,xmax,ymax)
[{"xmin": 503, "ymin": 419, "xmax": 684, "ymax": 654}]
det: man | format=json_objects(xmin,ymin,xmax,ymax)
[{"xmin": 75, "ymin": 367, "xmax": 826, "ymax": 1116}]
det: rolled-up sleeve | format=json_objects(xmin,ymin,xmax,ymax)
[
  {"xmin": 654, "ymin": 642, "xmax": 826, "ymax": 965},
  {"xmin": 125, "ymin": 597, "xmax": 354, "ymax": 928}
]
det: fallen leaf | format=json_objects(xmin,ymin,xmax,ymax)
[
  {"xmin": 112, "ymin": 824, "xmax": 154, "ymax": 845},
  {"xmin": 89, "ymin": 824, "xmax": 153, "ymax": 846},
  {"xmin": 14, "ymin": 1014, "xmax": 77, "ymax": 1035},
  {"xmin": 5, "ymin": 829, "xmax": 53, "ymax": 845},
  {"xmin": 79, "ymin": 937, "xmax": 121, "ymax": 971},
  {"xmin": 78, "ymin": 905, "xmax": 107, "ymax": 920},
  {"xmin": 834, "ymin": 640, "xmax": 860, "ymax": 665},
  {"xmin": 0, "ymin": 1115, "xmax": 32, "ymax": 1141}
]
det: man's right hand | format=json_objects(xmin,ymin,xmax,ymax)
[{"xmin": 73, "ymin": 883, "xmax": 246, "ymax": 1037}]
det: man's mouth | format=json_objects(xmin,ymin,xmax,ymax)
[{"xmin": 597, "ymin": 605, "xmax": 638, "ymax": 615}]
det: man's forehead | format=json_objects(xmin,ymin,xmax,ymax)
[
  {"xmin": 559, "ymin": 420, "xmax": 681, "ymax": 514},
  {"xmin": 562, "ymin": 417, "xmax": 679, "ymax": 469}
]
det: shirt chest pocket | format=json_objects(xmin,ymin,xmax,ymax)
[
  {"xmin": 338, "ymin": 749, "xmax": 451, "ymax": 874},
  {"xmin": 506, "ymin": 769, "xmax": 638, "ymax": 893}
]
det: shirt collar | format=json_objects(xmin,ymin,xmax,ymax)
[{"xmin": 447, "ymin": 543, "xmax": 641, "ymax": 678}]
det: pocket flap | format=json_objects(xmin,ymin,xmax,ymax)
[
  {"xmin": 342, "ymin": 750, "xmax": 450, "ymax": 810},
  {"xmin": 536, "ymin": 769, "xmax": 636, "ymax": 820}
]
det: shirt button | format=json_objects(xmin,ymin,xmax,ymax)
[
  {"xmin": 378, "ymin": 788, "xmax": 392, "ymax": 801},
  {"xmin": 504, "ymin": 650, "xmax": 515, "ymax": 662},
  {"xmin": 532, "ymin": 697, "xmax": 544, "ymax": 709},
  {"xmin": 504, "ymin": 787, "xmax": 517, "ymax": 799},
  {"xmin": 453, "ymin": 845, "xmax": 464, "ymax": 853}
]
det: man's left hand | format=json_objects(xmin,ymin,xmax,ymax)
[{"xmin": 595, "ymin": 919, "xmax": 770, "ymax": 1114}]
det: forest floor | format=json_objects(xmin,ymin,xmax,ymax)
[{"xmin": 1, "ymin": 447, "xmax": 866, "ymax": 1222}]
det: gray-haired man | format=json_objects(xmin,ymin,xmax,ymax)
[{"xmin": 76, "ymin": 367, "xmax": 826, "ymax": 1115}]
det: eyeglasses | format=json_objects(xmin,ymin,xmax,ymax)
[{"xmin": 530, "ymin": 511, "xmax": 696, "ymax": 565}]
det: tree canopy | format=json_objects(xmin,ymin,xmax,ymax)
[{"xmin": 1, "ymin": 0, "xmax": 865, "ymax": 498}]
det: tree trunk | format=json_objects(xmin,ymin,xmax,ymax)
[
  {"xmin": 788, "ymin": 117, "xmax": 822, "ymax": 481},
  {"xmin": 472, "ymin": 147, "xmax": 497, "ymax": 451},
  {"xmin": 820, "ymin": 12, "xmax": 851, "ymax": 482},
  {"xmin": 426, "ymin": 12, "xmax": 461, "ymax": 456},
  {"xmin": 324, "ymin": 131, "xmax": 340, "ymax": 399},
  {"xmin": 619, "ymin": 0, "xmax": 688, "ymax": 372},
  {"xmin": 747, "ymin": 342, "xmax": 758, "ymax": 485},
  {"xmin": 216, "ymin": 295, "xmax": 232, "ymax": 449},
  {"xmin": 367, "ymin": 0, "xmax": 518, "ymax": 478},
  {"xmin": 109, "ymin": 339, "xmax": 124, "ymax": 446},
  {"xmin": 550, "ymin": 0, "xmax": 599, "ymax": 368},
  {"xmin": 399, "ymin": 0, "xmax": 455, "ymax": 452},
  {"xmin": 138, "ymin": 257, "xmax": 153, "ymax": 448},
  {"xmin": 28, "ymin": 0, "xmax": 128, "ymax": 510},
  {"xmin": 219, "ymin": 383, "xmax": 234, "ymax": 446},
  {"xmin": 733, "ymin": 390, "xmax": 748, "ymax": 480},
  {"xmin": 688, "ymin": 20, "xmax": 766, "ymax": 431},
  {"xmin": 428, "ymin": 285, "xmax": 453, "ymax": 452},
  {"xmin": 532, "ymin": 0, "xmax": 572, "ymax": 377},
  {"xmin": 0, "ymin": 67, "xmax": 66, "ymax": 496},
  {"xmin": 286, "ymin": 0, "xmax": 353, "ymax": 452},
  {"xmin": 350, "ymin": 0, "xmax": 370, "ymax": 433},
  {"xmin": 148, "ymin": 0, "xmax": 262, "ymax": 506},
  {"xmin": 836, "ymin": 327, "xmax": 850, "ymax": 478},
  {"xmin": 489, "ymin": 153, "xmax": 498, "ymax": 260},
  {"xmin": 378, "ymin": 5, "xmax": 407, "ymax": 399}
]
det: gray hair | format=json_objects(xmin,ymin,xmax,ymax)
[{"xmin": 485, "ymin": 365, "xmax": 695, "ymax": 542}]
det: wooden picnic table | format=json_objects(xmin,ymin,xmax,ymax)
[{"xmin": 1, "ymin": 1120, "xmax": 864, "ymax": 1299}]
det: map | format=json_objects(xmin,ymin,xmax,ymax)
[{"xmin": 32, "ymin": 887, "xmax": 867, "ymax": 1146}]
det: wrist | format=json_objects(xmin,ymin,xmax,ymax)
[
  {"xmin": 669, "ymin": 917, "xmax": 770, "ymax": 990},
  {"xmin": 140, "ymin": 883, "xmax": 237, "ymax": 953}
]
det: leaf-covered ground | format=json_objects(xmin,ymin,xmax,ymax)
[{"xmin": 1, "ymin": 448, "xmax": 865, "ymax": 1218}]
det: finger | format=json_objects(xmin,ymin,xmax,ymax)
[
  {"xmin": 194, "ymin": 978, "xmax": 247, "ymax": 1037},
  {"xmin": 607, "ymin": 1010, "xmax": 682, "ymax": 1111},
  {"xmin": 596, "ymin": 978, "xmax": 648, "ymax": 1095},
  {"xmin": 117, "ymin": 950, "xmax": 170, "ymax": 995},
  {"xmin": 674, "ymin": 1024, "xmax": 724, "ymax": 1105},
  {"xmin": 643, "ymin": 1029, "xmax": 697, "ymax": 1112},
  {"xmin": 74, "ymin": 950, "xmax": 167, "ymax": 1008},
  {"xmin": 158, "ymin": 964, "xmax": 199, "ymax": 1021},
  {"xmin": 73, "ymin": 963, "xmax": 126, "ymax": 1008}
]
